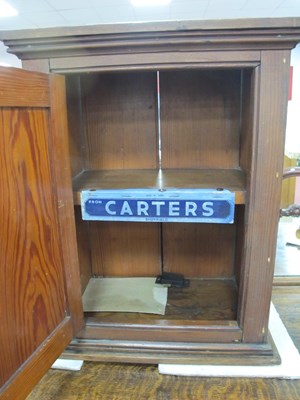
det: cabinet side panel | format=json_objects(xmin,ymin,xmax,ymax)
[
  {"xmin": 90, "ymin": 222, "xmax": 161, "ymax": 277},
  {"xmin": 234, "ymin": 205, "xmax": 245, "ymax": 287},
  {"xmin": 235, "ymin": 71, "xmax": 255, "ymax": 288},
  {"xmin": 163, "ymin": 223, "xmax": 236, "ymax": 278},
  {"xmin": 239, "ymin": 51, "xmax": 290, "ymax": 343},
  {"xmin": 49, "ymin": 74, "xmax": 84, "ymax": 333},
  {"xmin": 74, "ymin": 207, "xmax": 92, "ymax": 294},
  {"xmin": 65, "ymin": 75, "xmax": 85, "ymax": 177},
  {"xmin": 0, "ymin": 109, "xmax": 66, "ymax": 386},
  {"xmin": 240, "ymin": 69, "xmax": 255, "ymax": 175},
  {"xmin": 160, "ymin": 70, "xmax": 241, "ymax": 169},
  {"xmin": 82, "ymin": 72, "xmax": 158, "ymax": 170}
]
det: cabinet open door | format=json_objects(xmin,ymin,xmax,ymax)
[{"xmin": 0, "ymin": 66, "xmax": 83, "ymax": 400}]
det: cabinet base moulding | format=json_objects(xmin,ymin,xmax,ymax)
[{"xmin": 62, "ymin": 335, "xmax": 280, "ymax": 366}]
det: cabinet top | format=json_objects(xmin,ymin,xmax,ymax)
[
  {"xmin": 1, "ymin": 17, "xmax": 300, "ymax": 39},
  {"xmin": 2, "ymin": 17, "xmax": 300, "ymax": 63}
]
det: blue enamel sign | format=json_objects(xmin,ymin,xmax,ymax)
[{"xmin": 81, "ymin": 189, "xmax": 235, "ymax": 224}]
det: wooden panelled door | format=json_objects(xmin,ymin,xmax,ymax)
[{"xmin": 0, "ymin": 66, "xmax": 82, "ymax": 399}]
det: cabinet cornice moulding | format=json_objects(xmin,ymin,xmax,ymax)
[{"xmin": 1, "ymin": 18, "xmax": 300, "ymax": 60}]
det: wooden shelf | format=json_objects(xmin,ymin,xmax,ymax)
[{"xmin": 72, "ymin": 168, "xmax": 246, "ymax": 205}]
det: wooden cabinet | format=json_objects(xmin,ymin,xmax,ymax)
[{"xmin": 1, "ymin": 18, "xmax": 300, "ymax": 398}]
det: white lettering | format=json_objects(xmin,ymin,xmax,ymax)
[
  {"xmin": 185, "ymin": 201, "xmax": 197, "ymax": 216},
  {"xmin": 169, "ymin": 201, "xmax": 180, "ymax": 216},
  {"xmin": 105, "ymin": 200, "xmax": 116, "ymax": 215},
  {"xmin": 202, "ymin": 201, "xmax": 214, "ymax": 217},
  {"xmin": 152, "ymin": 201, "xmax": 165, "ymax": 216},
  {"xmin": 120, "ymin": 201, "xmax": 133, "ymax": 215},
  {"xmin": 137, "ymin": 201, "xmax": 149, "ymax": 216},
  {"xmin": 90, "ymin": 200, "xmax": 102, "ymax": 204}
]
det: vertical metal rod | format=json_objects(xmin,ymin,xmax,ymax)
[
  {"xmin": 157, "ymin": 70, "xmax": 162, "ymax": 171},
  {"xmin": 157, "ymin": 70, "xmax": 164, "ymax": 273}
]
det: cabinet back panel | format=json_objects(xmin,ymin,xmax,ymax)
[
  {"xmin": 160, "ymin": 70, "xmax": 241, "ymax": 169},
  {"xmin": 90, "ymin": 222, "xmax": 161, "ymax": 277},
  {"xmin": 163, "ymin": 223, "xmax": 236, "ymax": 278},
  {"xmin": 82, "ymin": 72, "xmax": 158, "ymax": 170}
]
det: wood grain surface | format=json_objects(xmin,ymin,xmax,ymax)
[
  {"xmin": 49, "ymin": 52, "xmax": 260, "ymax": 74},
  {"xmin": 0, "ymin": 69, "xmax": 82, "ymax": 399},
  {"xmin": 272, "ymin": 286, "xmax": 300, "ymax": 350},
  {"xmin": 163, "ymin": 223, "xmax": 236, "ymax": 278},
  {"xmin": 0, "ymin": 108, "xmax": 66, "ymax": 386},
  {"xmin": 82, "ymin": 72, "xmax": 158, "ymax": 170},
  {"xmin": 89, "ymin": 222, "xmax": 161, "ymax": 276},
  {"xmin": 48, "ymin": 74, "xmax": 84, "ymax": 333},
  {"xmin": 2, "ymin": 319, "xmax": 72, "ymax": 400},
  {"xmin": 0, "ymin": 66, "xmax": 49, "ymax": 107},
  {"xmin": 238, "ymin": 50, "xmax": 291, "ymax": 343},
  {"xmin": 26, "ymin": 361, "xmax": 300, "ymax": 400},
  {"xmin": 160, "ymin": 70, "xmax": 241, "ymax": 169}
]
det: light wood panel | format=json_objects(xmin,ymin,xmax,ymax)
[
  {"xmin": 163, "ymin": 223, "xmax": 236, "ymax": 278},
  {"xmin": 82, "ymin": 72, "xmax": 158, "ymax": 170},
  {"xmin": 160, "ymin": 70, "xmax": 241, "ymax": 169},
  {"xmin": 1, "ymin": 320, "xmax": 72, "ymax": 400},
  {"xmin": 90, "ymin": 222, "xmax": 161, "ymax": 277},
  {"xmin": 0, "ymin": 108, "xmax": 66, "ymax": 386},
  {"xmin": 0, "ymin": 66, "xmax": 49, "ymax": 107}
]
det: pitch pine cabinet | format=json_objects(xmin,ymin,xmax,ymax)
[{"xmin": 1, "ymin": 18, "xmax": 300, "ymax": 399}]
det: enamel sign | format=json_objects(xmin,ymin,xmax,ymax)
[{"xmin": 81, "ymin": 189, "xmax": 235, "ymax": 224}]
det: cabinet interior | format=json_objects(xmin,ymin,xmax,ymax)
[{"xmin": 65, "ymin": 68, "xmax": 254, "ymax": 328}]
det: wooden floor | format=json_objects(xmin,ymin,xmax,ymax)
[{"xmin": 27, "ymin": 220, "xmax": 300, "ymax": 400}]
